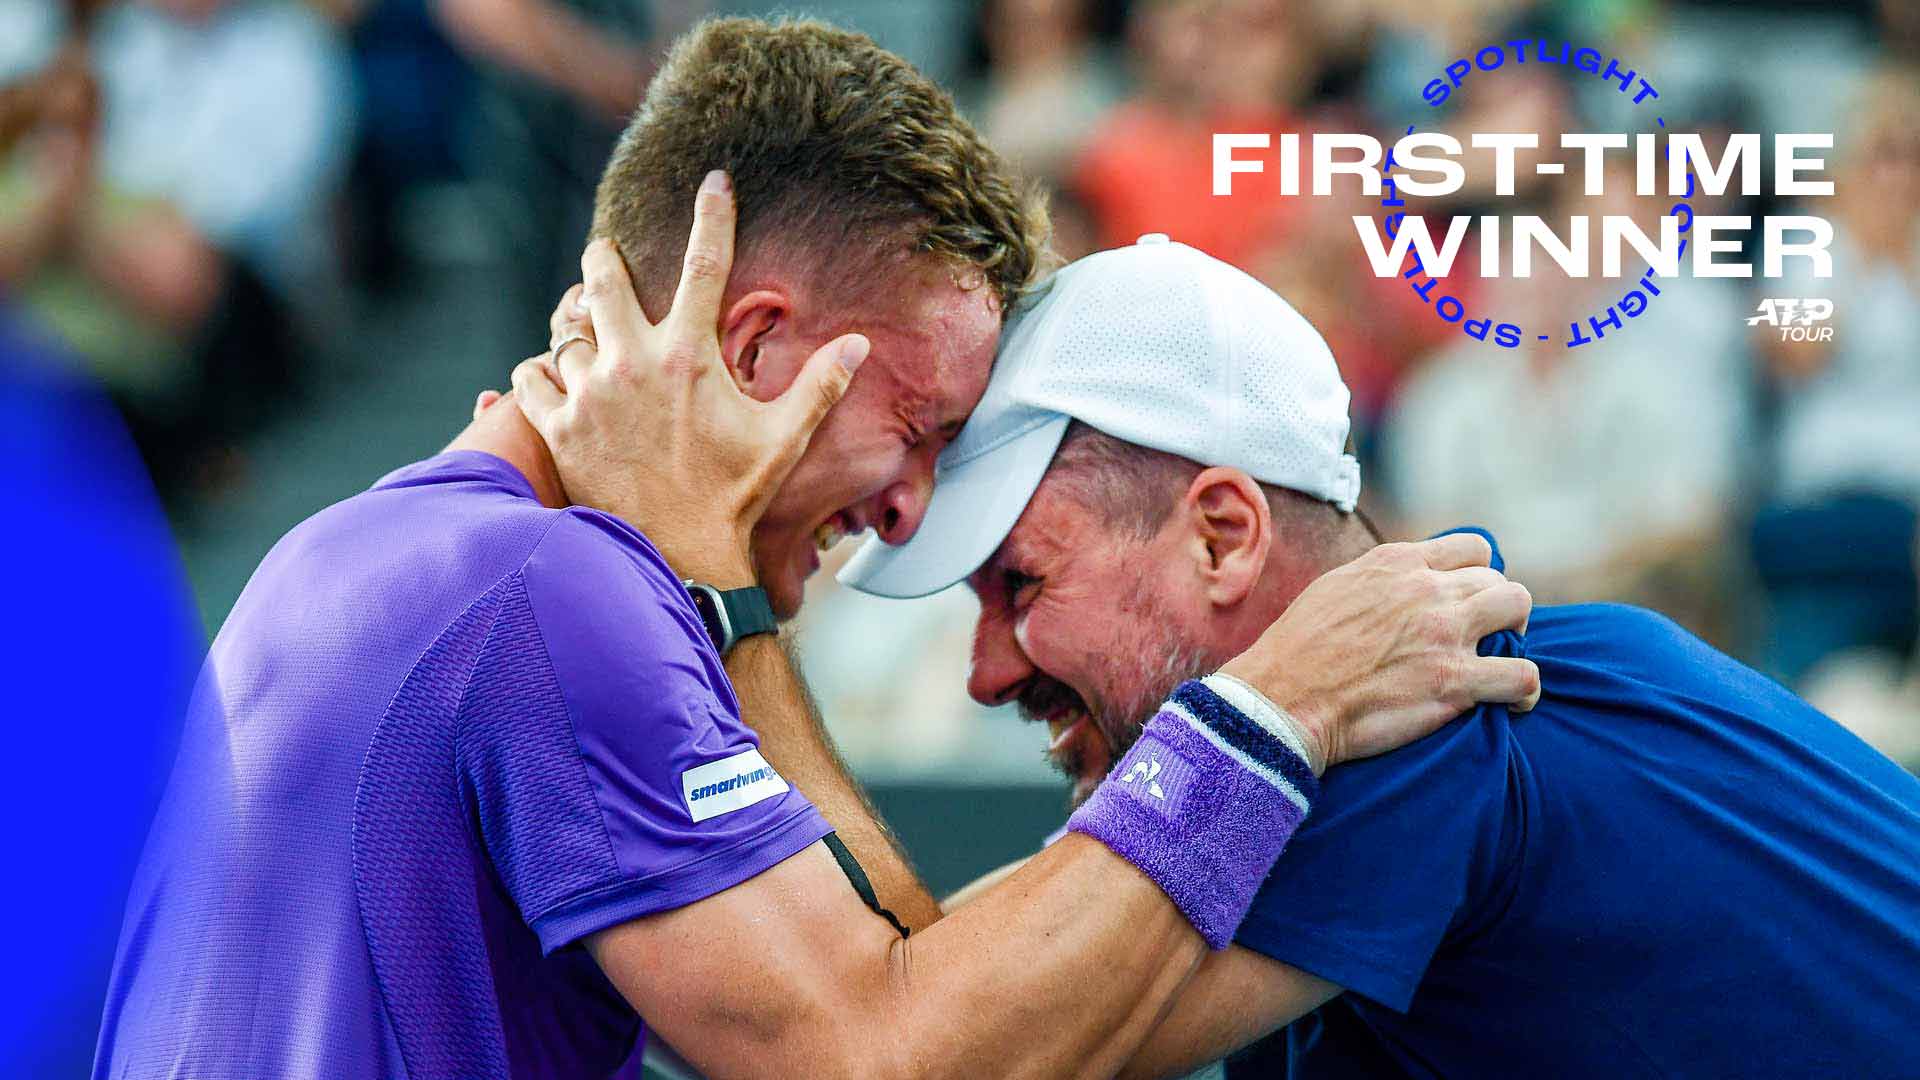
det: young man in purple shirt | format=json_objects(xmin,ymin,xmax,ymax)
[{"xmin": 95, "ymin": 19, "xmax": 1540, "ymax": 1079}]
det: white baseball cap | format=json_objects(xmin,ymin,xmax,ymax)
[{"xmin": 838, "ymin": 233, "xmax": 1360, "ymax": 599}]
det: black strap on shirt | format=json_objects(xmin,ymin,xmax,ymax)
[{"xmin": 822, "ymin": 831, "xmax": 910, "ymax": 939}]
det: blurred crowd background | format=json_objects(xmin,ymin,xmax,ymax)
[{"xmin": 3, "ymin": 0, "xmax": 1917, "ymax": 1066}]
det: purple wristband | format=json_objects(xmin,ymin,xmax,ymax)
[{"xmin": 1067, "ymin": 679, "xmax": 1319, "ymax": 949}]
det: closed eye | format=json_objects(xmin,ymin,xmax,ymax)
[{"xmin": 1003, "ymin": 569, "xmax": 1040, "ymax": 607}]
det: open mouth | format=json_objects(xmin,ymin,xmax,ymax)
[
  {"xmin": 1019, "ymin": 678, "xmax": 1109, "ymax": 802},
  {"xmin": 813, "ymin": 508, "xmax": 866, "ymax": 552},
  {"xmin": 1046, "ymin": 710, "xmax": 1089, "ymax": 754},
  {"xmin": 1035, "ymin": 702, "xmax": 1102, "ymax": 784}
]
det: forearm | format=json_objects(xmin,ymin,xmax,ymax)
[
  {"xmin": 758, "ymin": 677, "xmax": 1313, "ymax": 1075},
  {"xmin": 723, "ymin": 631, "xmax": 944, "ymax": 931},
  {"xmin": 607, "ymin": 837, "xmax": 1207, "ymax": 1080},
  {"xmin": 713, "ymin": 650, "xmax": 1256, "ymax": 1074},
  {"xmin": 613, "ymin": 680, "xmax": 1321, "ymax": 1078},
  {"xmin": 1116, "ymin": 947, "xmax": 1338, "ymax": 1080},
  {"xmin": 864, "ymin": 834, "xmax": 1204, "ymax": 1078}
]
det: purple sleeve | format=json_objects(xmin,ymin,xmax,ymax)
[{"xmin": 459, "ymin": 509, "xmax": 831, "ymax": 954}]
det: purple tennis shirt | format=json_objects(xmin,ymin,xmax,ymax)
[{"xmin": 94, "ymin": 451, "xmax": 832, "ymax": 1078}]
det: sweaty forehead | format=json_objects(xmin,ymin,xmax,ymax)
[{"xmin": 864, "ymin": 273, "xmax": 1001, "ymax": 422}]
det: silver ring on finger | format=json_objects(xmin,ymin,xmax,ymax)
[{"xmin": 550, "ymin": 332, "xmax": 595, "ymax": 365}]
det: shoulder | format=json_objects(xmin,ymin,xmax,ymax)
[
  {"xmin": 516, "ymin": 508, "xmax": 715, "ymax": 675},
  {"xmin": 525, "ymin": 506, "xmax": 681, "ymax": 584},
  {"xmin": 1527, "ymin": 601, "xmax": 1683, "ymax": 646},
  {"xmin": 1524, "ymin": 602, "xmax": 1735, "ymax": 684},
  {"xmin": 521, "ymin": 508, "xmax": 686, "ymax": 609},
  {"xmin": 1236, "ymin": 711, "xmax": 1515, "ymax": 1010},
  {"xmin": 1313, "ymin": 709, "xmax": 1513, "ymax": 810}
]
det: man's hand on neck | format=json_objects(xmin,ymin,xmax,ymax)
[{"xmin": 448, "ymin": 391, "xmax": 571, "ymax": 510}]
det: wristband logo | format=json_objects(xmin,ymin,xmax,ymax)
[
  {"xmin": 1115, "ymin": 734, "xmax": 1195, "ymax": 817},
  {"xmin": 1120, "ymin": 757, "xmax": 1169, "ymax": 801},
  {"xmin": 1212, "ymin": 41, "xmax": 1836, "ymax": 348}
]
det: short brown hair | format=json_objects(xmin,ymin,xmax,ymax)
[
  {"xmin": 592, "ymin": 17, "xmax": 1048, "ymax": 318},
  {"xmin": 1048, "ymin": 421, "xmax": 1371, "ymax": 553}
]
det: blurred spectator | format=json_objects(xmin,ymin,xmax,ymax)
[
  {"xmin": 330, "ymin": 0, "xmax": 476, "ymax": 285},
  {"xmin": 1383, "ymin": 162, "xmax": 1752, "ymax": 642},
  {"xmin": 735, "ymin": 0, "xmax": 973, "ymax": 89},
  {"xmin": 0, "ymin": 0, "xmax": 353, "ymax": 502},
  {"xmin": 430, "ymin": 0, "xmax": 681, "ymax": 120},
  {"xmin": 1071, "ymin": 0, "xmax": 1322, "ymax": 268},
  {"xmin": 969, "ymin": 0, "xmax": 1121, "ymax": 184},
  {"xmin": 88, "ymin": 0, "xmax": 352, "ymax": 281},
  {"xmin": 1762, "ymin": 69, "xmax": 1920, "ymax": 512},
  {"xmin": 1642, "ymin": 0, "xmax": 1874, "ymax": 138},
  {"xmin": 1749, "ymin": 67, "xmax": 1920, "ymax": 693},
  {"xmin": 1357, "ymin": 0, "xmax": 1546, "ymax": 124},
  {"xmin": 452, "ymin": 0, "xmax": 706, "ymax": 340},
  {"xmin": 1254, "ymin": 24, "xmax": 1583, "ymax": 448}
]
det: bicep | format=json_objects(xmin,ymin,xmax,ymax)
[
  {"xmin": 1119, "ymin": 946, "xmax": 1340, "ymax": 1080},
  {"xmin": 586, "ymin": 840, "xmax": 902, "ymax": 1080}
]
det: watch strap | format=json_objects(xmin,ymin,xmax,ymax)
[{"xmin": 717, "ymin": 586, "xmax": 777, "ymax": 647}]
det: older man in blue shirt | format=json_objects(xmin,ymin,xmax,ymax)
[{"xmin": 844, "ymin": 236, "xmax": 1920, "ymax": 1077}]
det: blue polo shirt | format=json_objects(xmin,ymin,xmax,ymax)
[{"xmin": 1237, "ymin": 530, "xmax": 1920, "ymax": 1078}]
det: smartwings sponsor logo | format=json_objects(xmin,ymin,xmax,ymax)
[
  {"xmin": 681, "ymin": 748, "xmax": 791, "ymax": 823},
  {"xmin": 690, "ymin": 766, "xmax": 781, "ymax": 802}
]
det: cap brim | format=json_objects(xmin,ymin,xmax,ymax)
[{"xmin": 838, "ymin": 413, "xmax": 1071, "ymax": 599}]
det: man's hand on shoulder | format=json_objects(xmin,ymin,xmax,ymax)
[{"xmin": 1220, "ymin": 532, "xmax": 1541, "ymax": 773}]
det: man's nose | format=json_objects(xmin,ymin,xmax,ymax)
[
  {"xmin": 869, "ymin": 469, "xmax": 934, "ymax": 546},
  {"xmin": 967, "ymin": 610, "xmax": 1032, "ymax": 707}
]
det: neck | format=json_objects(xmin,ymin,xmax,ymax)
[
  {"xmin": 445, "ymin": 398, "xmax": 569, "ymax": 509},
  {"xmin": 1222, "ymin": 519, "xmax": 1379, "ymax": 655}
]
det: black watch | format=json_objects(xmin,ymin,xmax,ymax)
[{"xmin": 683, "ymin": 581, "xmax": 777, "ymax": 656}]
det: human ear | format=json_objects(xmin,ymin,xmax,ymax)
[
  {"xmin": 719, "ymin": 290, "xmax": 802, "ymax": 401},
  {"xmin": 1182, "ymin": 467, "xmax": 1272, "ymax": 608}
]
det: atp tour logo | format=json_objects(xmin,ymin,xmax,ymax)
[
  {"xmin": 1748, "ymin": 298, "xmax": 1835, "ymax": 341},
  {"xmin": 1213, "ymin": 39, "xmax": 1836, "ymax": 349}
]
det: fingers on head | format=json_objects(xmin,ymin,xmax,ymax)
[
  {"xmin": 581, "ymin": 238, "xmax": 631, "ymax": 295},
  {"xmin": 549, "ymin": 284, "xmax": 586, "ymax": 340},
  {"xmin": 779, "ymin": 333, "xmax": 868, "ymax": 424},
  {"xmin": 473, "ymin": 389, "xmax": 503, "ymax": 420},
  {"xmin": 510, "ymin": 356, "xmax": 566, "ymax": 420},
  {"xmin": 668, "ymin": 170, "xmax": 737, "ymax": 333},
  {"xmin": 581, "ymin": 238, "xmax": 649, "ymax": 344},
  {"xmin": 554, "ymin": 334, "xmax": 600, "ymax": 391}
]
